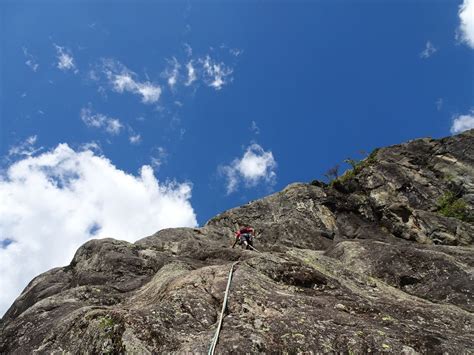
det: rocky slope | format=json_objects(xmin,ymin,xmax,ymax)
[{"xmin": 1, "ymin": 130, "xmax": 473, "ymax": 354}]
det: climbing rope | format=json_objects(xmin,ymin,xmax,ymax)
[
  {"xmin": 247, "ymin": 244, "xmax": 261, "ymax": 253},
  {"xmin": 208, "ymin": 261, "xmax": 240, "ymax": 355}
]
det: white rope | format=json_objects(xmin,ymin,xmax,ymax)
[
  {"xmin": 247, "ymin": 244, "xmax": 261, "ymax": 253},
  {"xmin": 208, "ymin": 261, "xmax": 240, "ymax": 355}
]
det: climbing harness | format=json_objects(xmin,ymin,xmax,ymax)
[{"xmin": 207, "ymin": 261, "xmax": 240, "ymax": 355}]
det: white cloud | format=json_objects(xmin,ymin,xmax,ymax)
[
  {"xmin": 112, "ymin": 72, "xmax": 136, "ymax": 92},
  {"xmin": 80, "ymin": 141, "xmax": 102, "ymax": 153},
  {"xmin": 458, "ymin": 0, "xmax": 474, "ymax": 48},
  {"xmin": 136, "ymin": 82, "xmax": 162, "ymax": 104},
  {"xmin": 163, "ymin": 57, "xmax": 180, "ymax": 89},
  {"xmin": 8, "ymin": 135, "xmax": 43, "ymax": 157},
  {"xmin": 451, "ymin": 110, "xmax": 474, "ymax": 134},
  {"xmin": 183, "ymin": 43, "xmax": 193, "ymax": 57},
  {"xmin": 219, "ymin": 44, "xmax": 243, "ymax": 57},
  {"xmin": 184, "ymin": 24, "xmax": 191, "ymax": 35},
  {"xmin": 54, "ymin": 44, "xmax": 77, "ymax": 72},
  {"xmin": 80, "ymin": 106, "xmax": 123, "ymax": 135},
  {"xmin": 420, "ymin": 41, "xmax": 437, "ymax": 58},
  {"xmin": 0, "ymin": 144, "xmax": 197, "ymax": 316},
  {"xmin": 127, "ymin": 126, "xmax": 142, "ymax": 145},
  {"xmin": 91, "ymin": 48, "xmax": 237, "ymax": 107},
  {"xmin": 219, "ymin": 143, "xmax": 277, "ymax": 194},
  {"xmin": 22, "ymin": 47, "xmax": 39, "ymax": 72},
  {"xmin": 101, "ymin": 59, "xmax": 162, "ymax": 104},
  {"xmin": 97, "ymin": 85, "xmax": 108, "ymax": 99},
  {"xmin": 436, "ymin": 98, "xmax": 444, "ymax": 111},
  {"xmin": 200, "ymin": 55, "xmax": 233, "ymax": 90},
  {"xmin": 250, "ymin": 121, "xmax": 260, "ymax": 134},
  {"xmin": 229, "ymin": 48, "xmax": 243, "ymax": 57},
  {"xmin": 129, "ymin": 133, "xmax": 141, "ymax": 145},
  {"xmin": 106, "ymin": 118, "xmax": 123, "ymax": 135},
  {"xmin": 150, "ymin": 147, "xmax": 168, "ymax": 169},
  {"xmin": 185, "ymin": 61, "xmax": 197, "ymax": 86}
]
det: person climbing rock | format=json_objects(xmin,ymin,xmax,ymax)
[{"xmin": 232, "ymin": 226, "xmax": 255, "ymax": 250}]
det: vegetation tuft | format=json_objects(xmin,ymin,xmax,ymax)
[
  {"xmin": 98, "ymin": 315, "xmax": 115, "ymax": 329},
  {"xmin": 436, "ymin": 191, "xmax": 472, "ymax": 222},
  {"xmin": 329, "ymin": 148, "xmax": 380, "ymax": 186}
]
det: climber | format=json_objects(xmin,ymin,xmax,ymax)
[{"xmin": 232, "ymin": 226, "xmax": 256, "ymax": 250}]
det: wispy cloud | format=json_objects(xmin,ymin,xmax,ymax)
[
  {"xmin": 183, "ymin": 43, "xmax": 193, "ymax": 57},
  {"xmin": 22, "ymin": 47, "xmax": 39, "ymax": 72},
  {"xmin": 200, "ymin": 55, "xmax": 233, "ymax": 90},
  {"xmin": 219, "ymin": 44, "xmax": 244, "ymax": 58},
  {"xmin": 163, "ymin": 53, "xmax": 234, "ymax": 90},
  {"xmin": 180, "ymin": 45, "xmax": 239, "ymax": 89},
  {"xmin": 451, "ymin": 110, "xmax": 474, "ymax": 134},
  {"xmin": 79, "ymin": 141, "xmax": 102, "ymax": 154},
  {"xmin": 457, "ymin": 0, "xmax": 474, "ymax": 48},
  {"xmin": 128, "ymin": 127, "xmax": 142, "ymax": 145},
  {"xmin": 219, "ymin": 143, "xmax": 277, "ymax": 194},
  {"xmin": 106, "ymin": 119, "xmax": 123, "ymax": 135},
  {"xmin": 8, "ymin": 135, "xmax": 43, "ymax": 157},
  {"xmin": 229, "ymin": 48, "xmax": 243, "ymax": 57},
  {"xmin": 88, "ymin": 45, "xmax": 239, "ymax": 110},
  {"xmin": 80, "ymin": 105, "xmax": 123, "ymax": 135},
  {"xmin": 185, "ymin": 61, "xmax": 197, "ymax": 86},
  {"xmin": 150, "ymin": 146, "xmax": 168, "ymax": 169},
  {"xmin": 420, "ymin": 41, "xmax": 437, "ymax": 58},
  {"xmin": 183, "ymin": 24, "xmax": 192, "ymax": 35},
  {"xmin": 129, "ymin": 134, "xmax": 141, "ymax": 145},
  {"xmin": 163, "ymin": 57, "xmax": 181, "ymax": 90},
  {"xmin": 100, "ymin": 59, "xmax": 162, "ymax": 104},
  {"xmin": 250, "ymin": 121, "xmax": 260, "ymax": 134},
  {"xmin": 54, "ymin": 44, "xmax": 77, "ymax": 72},
  {"xmin": 436, "ymin": 98, "xmax": 444, "ymax": 111}
]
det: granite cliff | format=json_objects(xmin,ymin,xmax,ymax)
[{"xmin": 1, "ymin": 130, "xmax": 473, "ymax": 353}]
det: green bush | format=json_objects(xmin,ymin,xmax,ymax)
[
  {"xmin": 437, "ymin": 191, "xmax": 470, "ymax": 221},
  {"xmin": 334, "ymin": 169, "xmax": 356, "ymax": 185},
  {"xmin": 330, "ymin": 148, "xmax": 380, "ymax": 186}
]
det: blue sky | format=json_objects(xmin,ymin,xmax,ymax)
[{"xmin": 0, "ymin": 0, "xmax": 473, "ymax": 315}]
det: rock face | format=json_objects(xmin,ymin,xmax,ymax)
[{"xmin": 1, "ymin": 130, "xmax": 473, "ymax": 354}]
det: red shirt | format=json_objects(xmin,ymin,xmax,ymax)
[{"xmin": 235, "ymin": 227, "xmax": 254, "ymax": 238}]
